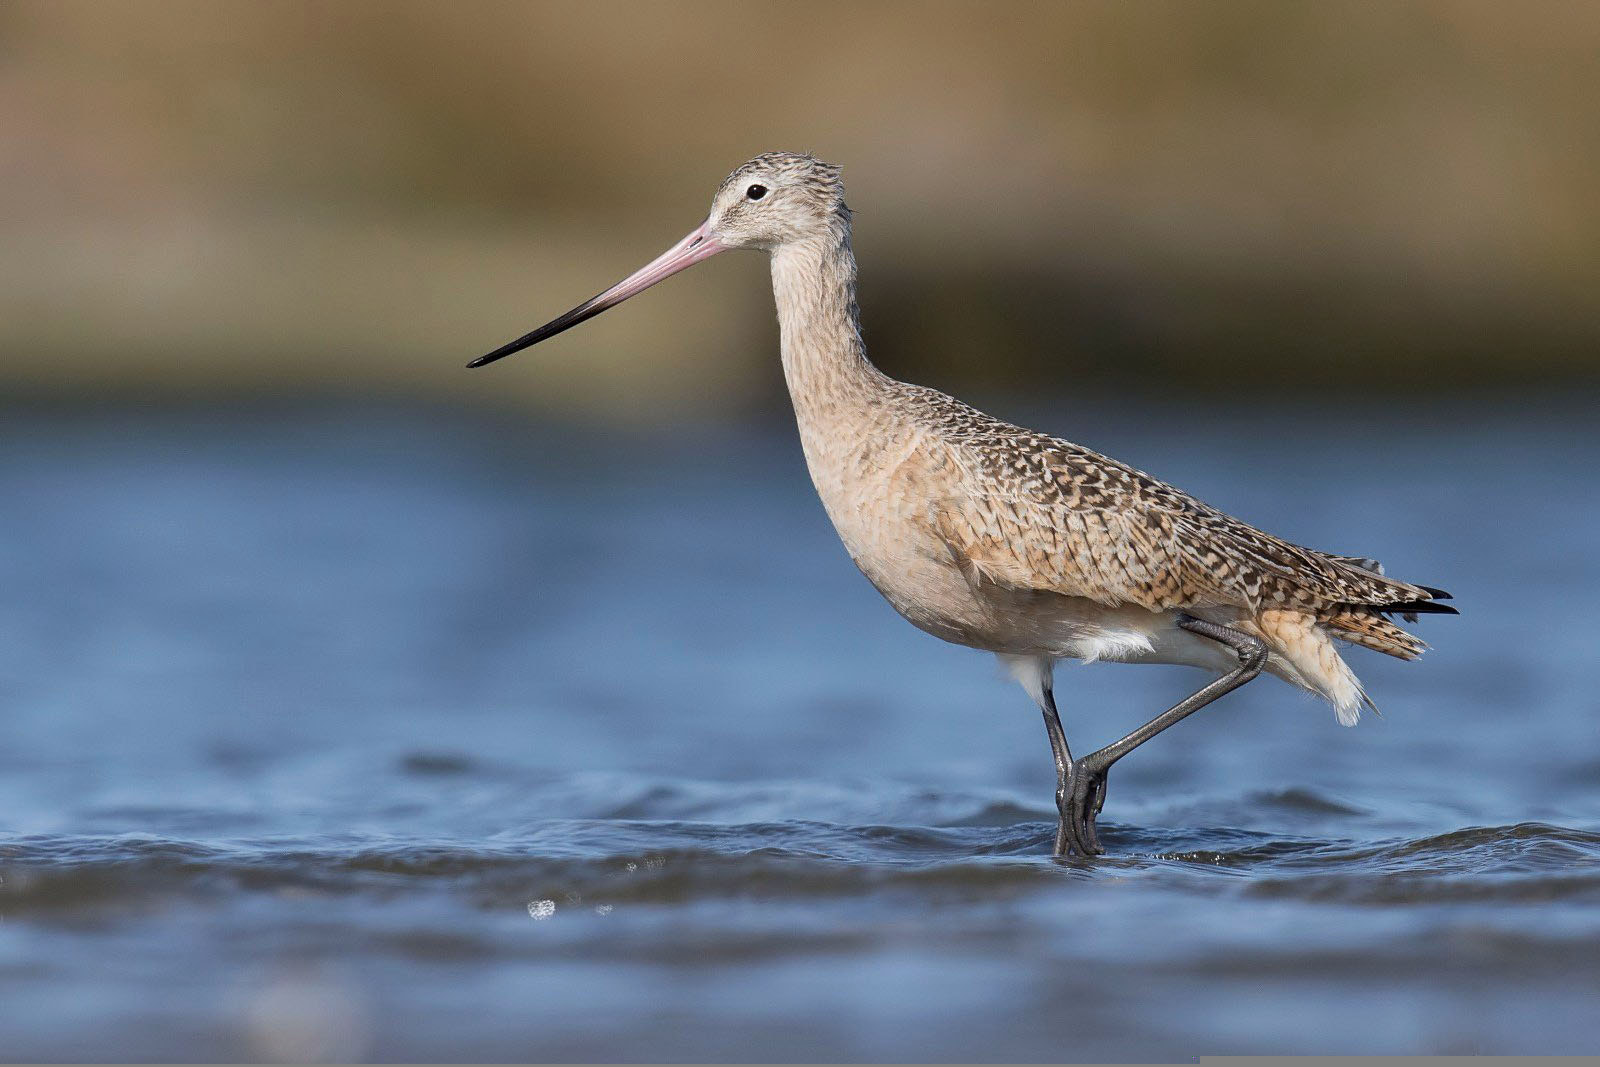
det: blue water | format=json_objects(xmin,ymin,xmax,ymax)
[{"xmin": 1, "ymin": 396, "xmax": 1597, "ymax": 1060}]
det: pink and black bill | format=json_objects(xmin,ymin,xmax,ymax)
[{"xmin": 468, "ymin": 220, "xmax": 726, "ymax": 368}]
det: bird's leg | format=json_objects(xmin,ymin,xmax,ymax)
[
  {"xmin": 1038, "ymin": 680, "xmax": 1074, "ymax": 857},
  {"xmin": 1059, "ymin": 617, "xmax": 1269, "ymax": 857}
]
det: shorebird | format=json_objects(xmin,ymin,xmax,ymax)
[{"xmin": 469, "ymin": 152, "xmax": 1456, "ymax": 857}]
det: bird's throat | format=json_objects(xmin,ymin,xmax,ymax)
[{"xmin": 770, "ymin": 232, "xmax": 887, "ymax": 418}]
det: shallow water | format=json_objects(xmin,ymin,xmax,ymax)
[{"xmin": 1, "ymin": 396, "xmax": 1597, "ymax": 1060}]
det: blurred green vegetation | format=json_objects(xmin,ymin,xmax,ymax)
[{"xmin": 3, "ymin": 0, "xmax": 1597, "ymax": 420}]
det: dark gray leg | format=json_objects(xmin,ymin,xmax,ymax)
[
  {"xmin": 1038, "ymin": 679, "xmax": 1073, "ymax": 857},
  {"xmin": 1057, "ymin": 616, "xmax": 1269, "ymax": 858}
]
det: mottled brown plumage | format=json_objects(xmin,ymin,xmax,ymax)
[{"xmin": 909, "ymin": 385, "xmax": 1441, "ymax": 645}]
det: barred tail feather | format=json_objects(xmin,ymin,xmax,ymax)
[{"xmin": 1324, "ymin": 610, "xmax": 1429, "ymax": 661}]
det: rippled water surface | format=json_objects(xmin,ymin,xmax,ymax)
[{"xmin": 1, "ymin": 398, "xmax": 1597, "ymax": 1060}]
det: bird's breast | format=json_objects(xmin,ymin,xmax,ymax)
[{"xmin": 795, "ymin": 418, "xmax": 996, "ymax": 646}]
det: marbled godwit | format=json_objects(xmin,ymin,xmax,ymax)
[{"xmin": 469, "ymin": 152, "xmax": 1456, "ymax": 857}]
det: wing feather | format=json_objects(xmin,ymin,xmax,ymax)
[{"xmin": 917, "ymin": 390, "xmax": 1447, "ymax": 615}]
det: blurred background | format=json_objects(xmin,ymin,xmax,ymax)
[
  {"xmin": 3, "ymin": 2, "xmax": 1600, "ymax": 1061},
  {"xmin": 4, "ymin": 0, "xmax": 1598, "ymax": 416}
]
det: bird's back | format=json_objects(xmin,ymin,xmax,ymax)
[{"xmin": 902, "ymin": 385, "xmax": 1438, "ymax": 613}]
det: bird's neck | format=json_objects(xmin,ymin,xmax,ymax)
[{"xmin": 770, "ymin": 228, "xmax": 889, "ymax": 418}]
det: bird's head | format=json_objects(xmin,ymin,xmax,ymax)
[
  {"xmin": 468, "ymin": 152, "xmax": 846, "ymax": 368},
  {"xmin": 705, "ymin": 152, "xmax": 848, "ymax": 251}
]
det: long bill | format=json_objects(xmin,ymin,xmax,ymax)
[{"xmin": 468, "ymin": 220, "xmax": 727, "ymax": 368}]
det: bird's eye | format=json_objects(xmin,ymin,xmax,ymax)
[{"xmin": 746, "ymin": 184, "xmax": 768, "ymax": 201}]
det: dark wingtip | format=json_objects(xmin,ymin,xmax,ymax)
[
  {"xmin": 1419, "ymin": 586, "xmax": 1454, "ymax": 600},
  {"xmin": 1383, "ymin": 600, "xmax": 1460, "ymax": 617}
]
